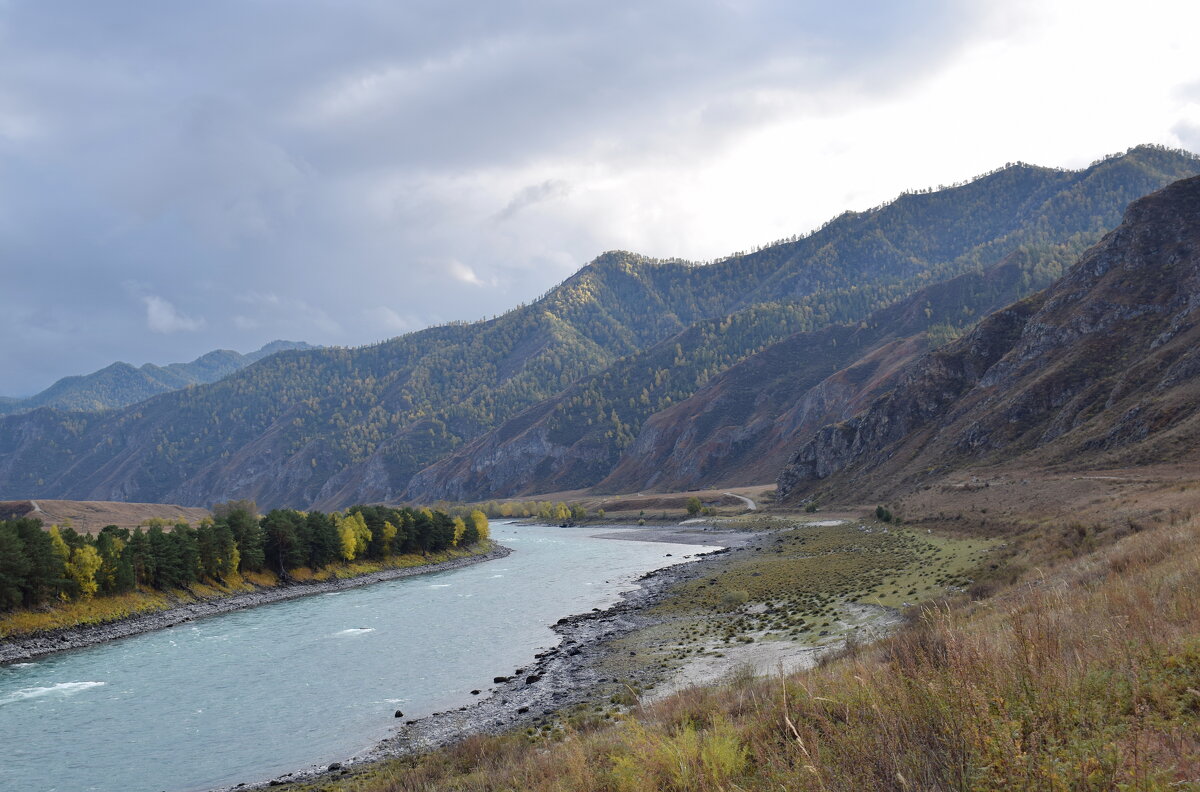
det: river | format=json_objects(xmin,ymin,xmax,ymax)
[{"xmin": 0, "ymin": 522, "xmax": 722, "ymax": 792}]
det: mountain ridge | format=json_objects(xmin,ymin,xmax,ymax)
[
  {"xmin": 401, "ymin": 148, "xmax": 1200, "ymax": 502},
  {"xmin": 776, "ymin": 173, "xmax": 1200, "ymax": 502},
  {"xmin": 0, "ymin": 340, "xmax": 316, "ymax": 415},
  {"xmin": 1, "ymin": 146, "xmax": 1197, "ymax": 509}
]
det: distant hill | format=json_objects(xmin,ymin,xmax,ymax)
[
  {"xmin": 0, "ymin": 499, "xmax": 210, "ymax": 533},
  {"xmin": 0, "ymin": 340, "xmax": 315, "ymax": 415},
  {"xmin": 777, "ymin": 174, "xmax": 1200, "ymax": 503},
  {"xmin": 0, "ymin": 146, "xmax": 1197, "ymax": 510}
]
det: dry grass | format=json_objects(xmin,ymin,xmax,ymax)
[{"xmin": 288, "ymin": 515, "xmax": 1200, "ymax": 792}]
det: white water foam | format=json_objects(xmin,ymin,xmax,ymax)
[
  {"xmin": 335, "ymin": 628, "xmax": 375, "ymax": 636},
  {"xmin": 1, "ymin": 681, "xmax": 106, "ymax": 706},
  {"xmin": 428, "ymin": 584, "xmax": 451, "ymax": 588}
]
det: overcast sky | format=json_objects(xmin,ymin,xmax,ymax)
[{"xmin": 3, "ymin": 0, "xmax": 1199, "ymax": 395}]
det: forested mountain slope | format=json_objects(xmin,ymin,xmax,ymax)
[
  {"xmin": 406, "ymin": 255, "xmax": 1051, "ymax": 500},
  {"xmin": 777, "ymin": 174, "xmax": 1200, "ymax": 502},
  {"xmin": 404, "ymin": 148, "xmax": 1200, "ymax": 501},
  {"xmin": 1, "ymin": 146, "xmax": 1197, "ymax": 510},
  {"xmin": 596, "ymin": 254, "xmax": 1045, "ymax": 494},
  {"xmin": 0, "ymin": 340, "xmax": 314, "ymax": 415}
]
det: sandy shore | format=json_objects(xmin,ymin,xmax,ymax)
[{"xmin": 0, "ymin": 545, "xmax": 511, "ymax": 665}]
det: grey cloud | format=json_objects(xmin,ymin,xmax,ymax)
[
  {"xmin": 143, "ymin": 295, "xmax": 204, "ymax": 334},
  {"xmin": 494, "ymin": 180, "xmax": 572, "ymax": 222},
  {"xmin": 0, "ymin": 0, "xmax": 989, "ymax": 392}
]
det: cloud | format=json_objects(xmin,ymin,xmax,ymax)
[
  {"xmin": 143, "ymin": 296, "xmax": 204, "ymax": 333},
  {"xmin": 494, "ymin": 179, "xmax": 572, "ymax": 222},
  {"xmin": 447, "ymin": 260, "xmax": 486, "ymax": 287},
  {"xmin": 1, "ymin": 0, "xmax": 1199, "ymax": 392},
  {"xmin": 368, "ymin": 306, "xmax": 422, "ymax": 334}
]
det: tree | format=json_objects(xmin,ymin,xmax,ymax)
[
  {"xmin": 65, "ymin": 545, "xmax": 102, "ymax": 599},
  {"xmin": 170, "ymin": 525, "xmax": 199, "ymax": 587},
  {"xmin": 467, "ymin": 510, "xmax": 489, "ymax": 543},
  {"xmin": 335, "ymin": 512, "xmax": 371, "ymax": 561},
  {"xmin": 430, "ymin": 511, "xmax": 457, "ymax": 552},
  {"xmin": 411, "ymin": 509, "xmax": 434, "ymax": 555},
  {"xmin": 262, "ymin": 510, "xmax": 305, "ymax": 575},
  {"xmin": 48, "ymin": 526, "xmax": 71, "ymax": 569},
  {"xmin": 213, "ymin": 520, "xmax": 240, "ymax": 580},
  {"xmin": 213, "ymin": 499, "xmax": 258, "ymax": 520},
  {"xmin": 14, "ymin": 519, "xmax": 68, "ymax": 604},
  {"xmin": 196, "ymin": 519, "xmax": 221, "ymax": 581},
  {"xmin": 125, "ymin": 528, "xmax": 154, "ymax": 587},
  {"xmin": 0, "ymin": 524, "xmax": 30, "ymax": 610},
  {"xmin": 686, "ymin": 497, "xmax": 702, "ymax": 516},
  {"xmin": 95, "ymin": 530, "xmax": 134, "ymax": 594},
  {"xmin": 305, "ymin": 511, "xmax": 340, "ymax": 569},
  {"xmin": 224, "ymin": 507, "xmax": 264, "ymax": 572}
]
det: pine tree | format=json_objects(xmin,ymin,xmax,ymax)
[{"xmin": 0, "ymin": 524, "xmax": 30, "ymax": 610}]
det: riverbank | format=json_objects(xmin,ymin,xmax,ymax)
[
  {"xmin": 0, "ymin": 543, "xmax": 511, "ymax": 665},
  {"xmin": 243, "ymin": 516, "xmax": 972, "ymax": 792},
  {"xmin": 218, "ymin": 537, "xmax": 740, "ymax": 791}
]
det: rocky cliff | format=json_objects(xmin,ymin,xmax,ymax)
[{"xmin": 778, "ymin": 175, "xmax": 1200, "ymax": 501}]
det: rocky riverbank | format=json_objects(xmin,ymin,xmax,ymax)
[
  {"xmin": 0, "ymin": 544, "xmax": 511, "ymax": 665},
  {"xmin": 224, "ymin": 541, "xmax": 739, "ymax": 790}
]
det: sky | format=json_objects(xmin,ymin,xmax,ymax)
[{"xmin": 2, "ymin": 0, "xmax": 1200, "ymax": 395}]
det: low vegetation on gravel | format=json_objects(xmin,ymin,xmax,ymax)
[{"xmin": 279, "ymin": 508, "xmax": 1200, "ymax": 792}]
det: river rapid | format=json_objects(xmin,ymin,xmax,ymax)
[{"xmin": 0, "ymin": 522, "xmax": 721, "ymax": 792}]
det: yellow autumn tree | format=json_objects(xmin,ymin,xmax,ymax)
[
  {"xmin": 468, "ymin": 510, "xmax": 489, "ymax": 542},
  {"xmin": 335, "ymin": 512, "xmax": 372, "ymax": 561},
  {"xmin": 379, "ymin": 521, "xmax": 399, "ymax": 556},
  {"xmin": 48, "ymin": 525, "xmax": 71, "ymax": 569},
  {"xmin": 451, "ymin": 517, "xmax": 466, "ymax": 546},
  {"xmin": 66, "ymin": 545, "xmax": 103, "ymax": 599}
]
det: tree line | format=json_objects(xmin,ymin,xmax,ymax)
[
  {"xmin": 476, "ymin": 500, "xmax": 595, "ymax": 521},
  {"xmin": 0, "ymin": 503, "xmax": 489, "ymax": 612}
]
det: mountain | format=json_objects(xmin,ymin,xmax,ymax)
[
  {"xmin": 595, "ymin": 254, "xmax": 1045, "ymax": 494},
  {"xmin": 403, "ymin": 148, "xmax": 1200, "ymax": 501},
  {"xmin": 406, "ymin": 253, "xmax": 1053, "ymax": 500},
  {"xmin": 0, "ymin": 340, "xmax": 316, "ymax": 415},
  {"xmin": 0, "ymin": 146, "xmax": 1197, "ymax": 510},
  {"xmin": 777, "ymin": 174, "xmax": 1200, "ymax": 503}
]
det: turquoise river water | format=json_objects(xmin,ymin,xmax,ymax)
[{"xmin": 0, "ymin": 522, "xmax": 721, "ymax": 792}]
